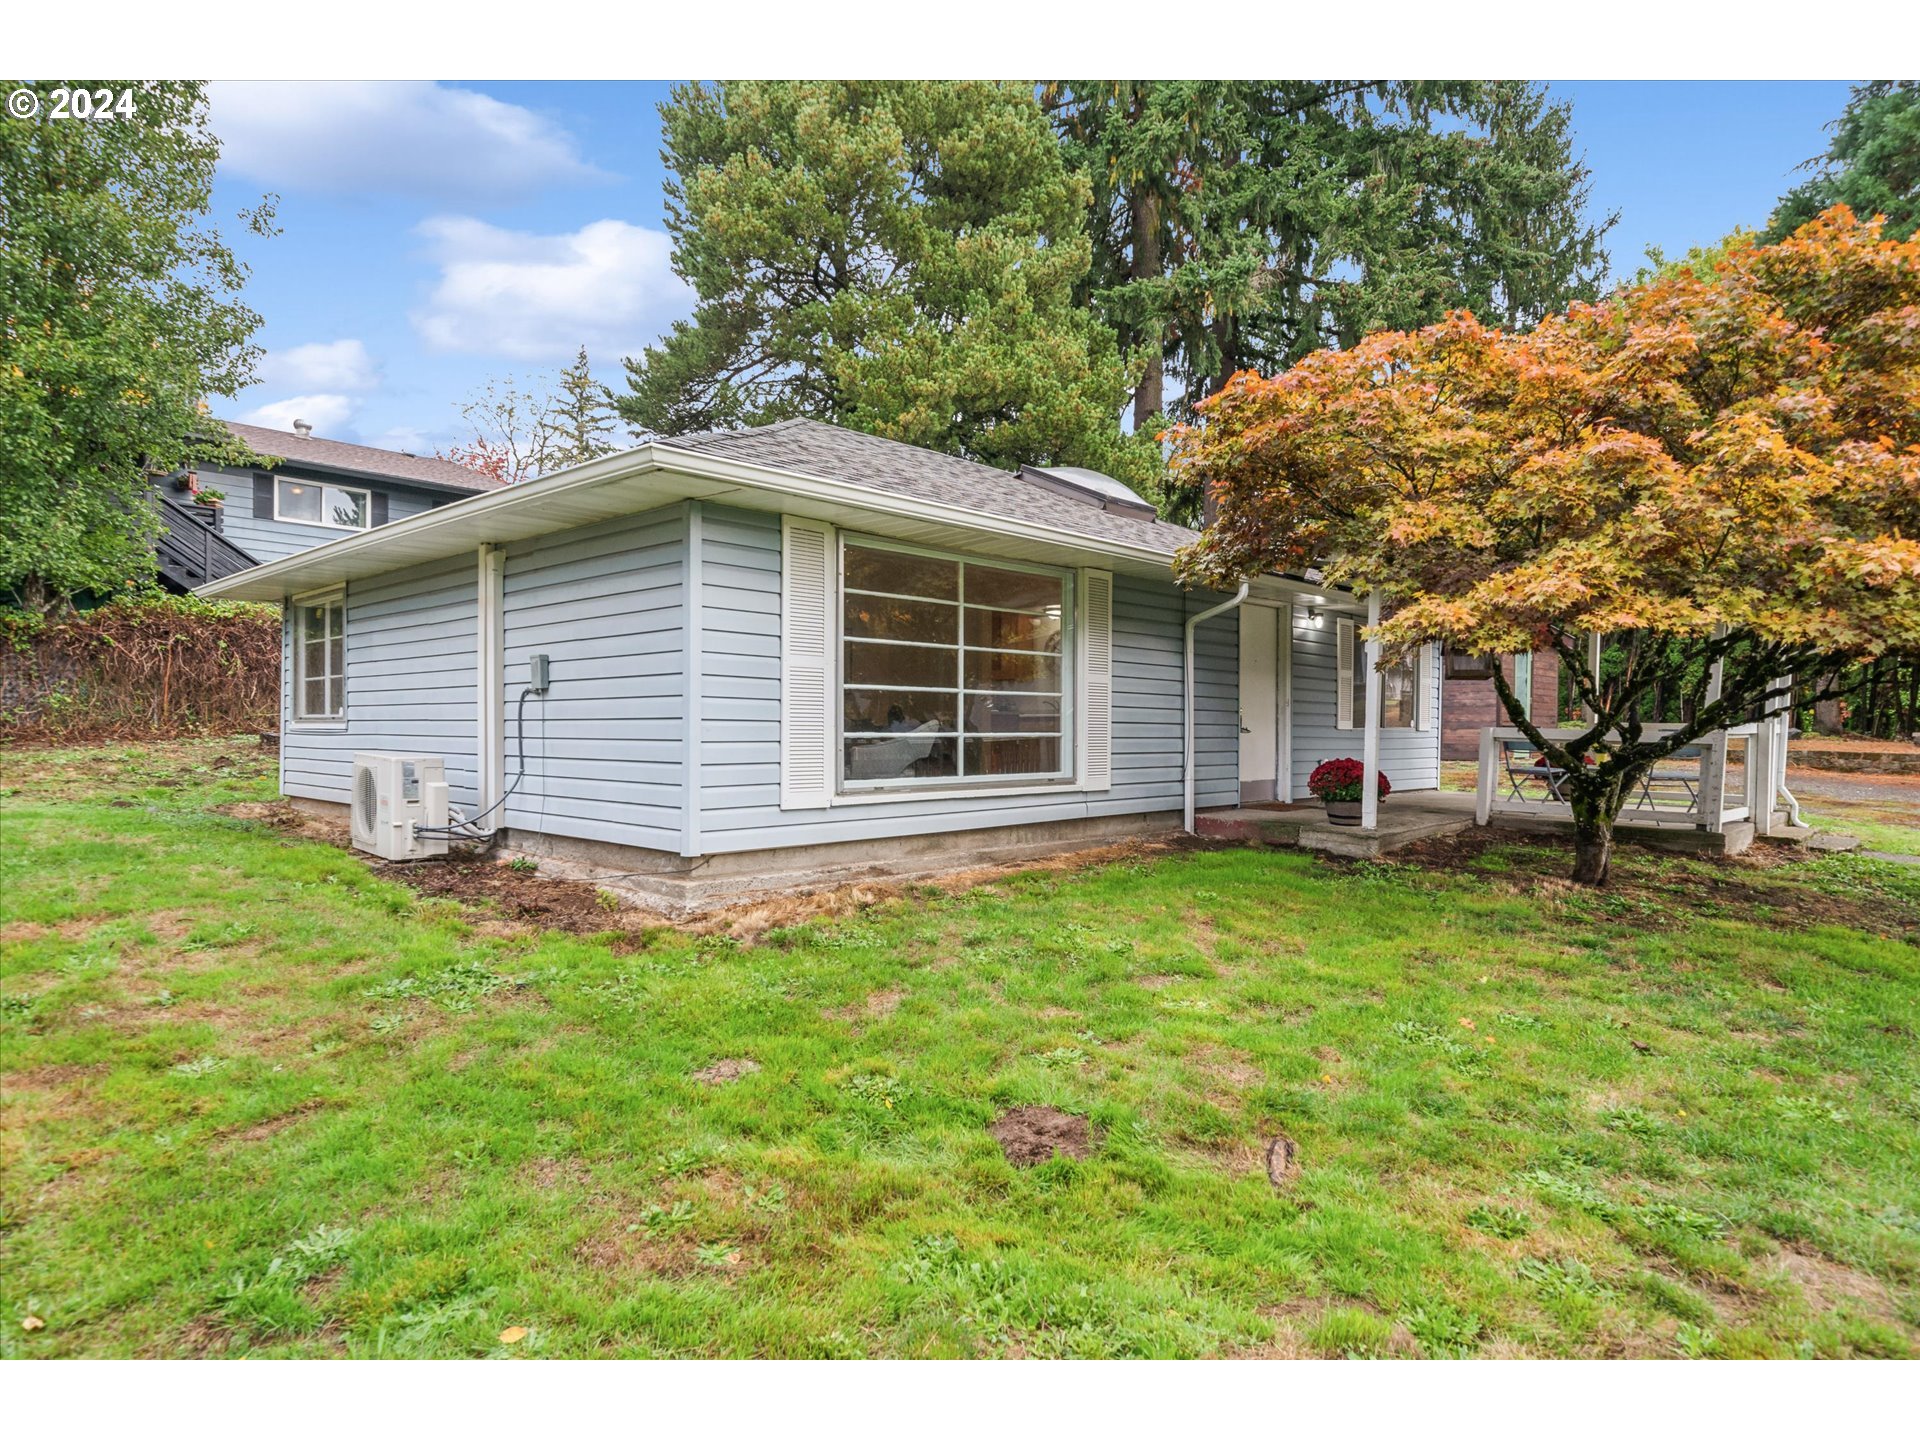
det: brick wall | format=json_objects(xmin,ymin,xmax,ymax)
[{"xmin": 1441, "ymin": 651, "xmax": 1561, "ymax": 760}]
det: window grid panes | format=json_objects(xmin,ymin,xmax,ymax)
[
  {"xmin": 841, "ymin": 543, "xmax": 1067, "ymax": 786},
  {"xmin": 295, "ymin": 598, "xmax": 346, "ymax": 721},
  {"xmin": 278, "ymin": 478, "xmax": 370, "ymax": 530}
]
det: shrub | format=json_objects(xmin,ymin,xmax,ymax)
[{"xmin": 1, "ymin": 593, "xmax": 279, "ymax": 743}]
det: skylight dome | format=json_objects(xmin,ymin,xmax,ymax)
[{"xmin": 1017, "ymin": 464, "xmax": 1158, "ymax": 519}]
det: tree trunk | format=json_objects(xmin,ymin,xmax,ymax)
[
  {"xmin": 1812, "ymin": 671, "xmax": 1845, "ymax": 734},
  {"xmin": 1571, "ymin": 810, "xmax": 1613, "ymax": 886},
  {"xmin": 1130, "ymin": 185, "xmax": 1164, "ymax": 431}
]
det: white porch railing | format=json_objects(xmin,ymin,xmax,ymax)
[{"xmin": 1474, "ymin": 723, "xmax": 1767, "ymax": 834}]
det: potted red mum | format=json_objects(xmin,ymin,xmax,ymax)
[{"xmin": 1307, "ymin": 758, "xmax": 1390, "ymax": 826}]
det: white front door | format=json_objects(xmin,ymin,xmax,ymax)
[{"xmin": 1238, "ymin": 606, "xmax": 1279, "ymax": 803}]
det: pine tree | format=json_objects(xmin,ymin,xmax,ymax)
[
  {"xmin": 619, "ymin": 82, "xmax": 1160, "ymax": 492},
  {"xmin": 1767, "ymin": 82, "xmax": 1919, "ymax": 242},
  {"xmin": 1044, "ymin": 81, "xmax": 1614, "ymax": 472}
]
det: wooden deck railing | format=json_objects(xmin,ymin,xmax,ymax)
[{"xmin": 1474, "ymin": 723, "xmax": 1768, "ymax": 834}]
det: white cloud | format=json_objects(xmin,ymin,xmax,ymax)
[
  {"xmin": 212, "ymin": 82, "xmax": 604, "ymax": 202},
  {"xmin": 358, "ymin": 425, "xmax": 438, "ymax": 455},
  {"xmin": 411, "ymin": 216, "xmax": 692, "ymax": 363},
  {"xmin": 237, "ymin": 394, "xmax": 359, "ymax": 435},
  {"xmin": 260, "ymin": 339, "xmax": 377, "ymax": 393}
]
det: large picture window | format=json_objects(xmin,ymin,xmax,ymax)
[
  {"xmin": 841, "ymin": 541, "xmax": 1070, "ymax": 787},
  {"xmin": 277, "ymin": 477, "xmax": 369, "ymax": 530},
  {"xmin": 293, "ymin": 594, "xmax": 346, "ymax": 722}
]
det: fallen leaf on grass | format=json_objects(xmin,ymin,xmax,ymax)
[
  {"xmin": 21, "ymin": 1316, "xmax": 45, "ymax": 1332},
  {"xmin": 499, "ymin": 1326, "xmax": 528, "ymax": 1344}
]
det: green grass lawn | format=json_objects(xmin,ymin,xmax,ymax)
[{"xmin": 3, "ymin": 739, "xmax": 1917, "ymax": 1359}]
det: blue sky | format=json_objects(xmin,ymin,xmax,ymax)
[{"xmin": 209, "ymin": 80, "xmax": 1857, "ymax": 458}]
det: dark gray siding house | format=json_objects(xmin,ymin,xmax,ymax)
[{"xmin": 201, "ymin": 419, "xmax": 1439, "ymax": 909}]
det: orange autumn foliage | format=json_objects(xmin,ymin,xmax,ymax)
[{"xmin": 1170, "ymin": 206, "xmax": 1920, "ymax": 666}]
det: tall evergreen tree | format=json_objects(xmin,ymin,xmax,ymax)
[
  {"xmin": 619, "ymin": 81, "xmax": 1160, "ymax": 491},
  {"xmin": 1044, "ymin": 82, "xmax": 1613, "ymax": 449},
  {"xmin": 1, "ymin": 80, "xmax": 273, "ymax": 611},
  {"xmin": 1766, "ymin": 81, "xmax": 1919, "ymax": 242}
]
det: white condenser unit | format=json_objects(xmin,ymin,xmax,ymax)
[{"xmin": 351, "ymin": 752, "xmax": 450, "ymax": 861}]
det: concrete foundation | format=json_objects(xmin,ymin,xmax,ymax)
[
  {"xmin": 504, "ymin": 812, "xmax": 1182, "ymax": 915},
  {"xmin": 295, "ymin": 795, "xmax": 1181, "ymax": 916}
]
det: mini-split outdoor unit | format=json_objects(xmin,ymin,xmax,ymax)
[{"xmin": 350, "ymin": 752, "xmax": 450, "ymax": 861}]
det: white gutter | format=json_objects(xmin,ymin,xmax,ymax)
[{"xmin": 1184, "ymin": 582, "xmax": 1250, "ymax": 832}]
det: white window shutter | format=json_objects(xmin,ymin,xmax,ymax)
[
  {"xmin": 1079, "ymin": 569, "xmax": 1113, "ymax": 790},
  {"xmin": 780, "ymin": 517, "xmax": 835, "ymax": 809},
  {"xmin": 1415, "ymin": 644, "xmax": 1433, "ymax": 730},
  {"xmin": 1335, "ymin": 619, "xmax": 1355, "ymax": 730}
]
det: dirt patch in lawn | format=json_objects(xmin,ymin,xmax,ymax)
[
  {"xmin": 691, "ymin": 1058, "xmax": 761, "ymax": 1086},
  {"xmin": 988, "ymin": 1106, "xmax": 1096, "ymax": 1168},
  {"xmin": 214, "ymin": 799, "xmax": 349, "ymax": 846},
  {"xmin": 371, "ymin": 856, "xmax": 667, "ymax": 948},
  {"xmin": 216, "ymin": 1098, "xmax": 329, "ymax": 1146},
  {"xmin": 826, "ymin": 989, "xmax": 904, "ymax": 1024},
  {"xmin": 1773, "ymin": 1246, "xmax": 1903, "ymax": 1325}
]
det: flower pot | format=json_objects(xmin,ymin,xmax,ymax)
[{"xmin": 1324, "ymin": 799, "xmax": 1363, "ymax": 826}]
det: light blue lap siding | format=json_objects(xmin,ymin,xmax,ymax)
[
  {"xmin": 689, "ymin": 505, "xmax": 1237, "ymax": 855},
  {"xmin": 1287, "ymin": 606, "xmax": 1440, "ymax": 797},
  {"xmin": 500, "ymin": 507, "xmax": 687, "ymax": 853},
  {"xmin": 280, "ymin": 553, "xmax": 480, "ymax": 809},
  {"xmin": 202, "ymin": 463, "xmax": 442, "ymax": 564}
]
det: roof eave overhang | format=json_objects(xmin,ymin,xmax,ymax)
[{"xmin": 195, "ymin": 442, "xmax": 1202, "ymax": 603}]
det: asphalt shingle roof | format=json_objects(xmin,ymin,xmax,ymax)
[
  {"xmin": 220, "ymin": 420, "xmax": 505, "ymax": 495},
  {"xmin": 662, "ymin": 419, "xmax": 1196, "ymax": 556}
]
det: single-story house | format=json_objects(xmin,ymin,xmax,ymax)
[
  {"xmin": 152, "ymin": 420, "xmax": 505, "ymax": 590},
  {"xmin": 198, "ymin": 419, "xmax": 1442, "ymax": 909}
]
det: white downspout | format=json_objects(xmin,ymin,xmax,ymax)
[
  {"xmin": 1361, "ymin": 590, "xmax": 1383, "ymax": 831},
  {"xmin": 1184, "ymin": 582, "xmax": 1250, "ymax": 832},
  {"xmin": 476, "ymin": 542, "xmax": 506, "ymax": 818}
]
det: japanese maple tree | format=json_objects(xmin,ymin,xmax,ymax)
[{"xmin": 1171, "ymin": 207, "xmax": 1920, "ymax": 883}]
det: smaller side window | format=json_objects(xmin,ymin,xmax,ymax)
[
  {"xmin": 277, "ymin": 478, "xmax": 370, "ymax": 530},
  {"xmin": 294, "ymin": 595, "xmax": 346, "ymax": 722}
]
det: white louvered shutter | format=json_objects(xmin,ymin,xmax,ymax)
[
  {"xmin": 1335, "ymin": 619, "xmax": 1355, "ymax": 730},
  {"xmin": 1079, "ymin": 569, "xmax": 1113, "ymax": 790},
  {"xmin": 780, "ymin": 517, "xmax": 835, "ymax": 810}
]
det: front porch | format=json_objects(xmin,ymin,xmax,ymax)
[{"xmin": 1196, "ymin": 791, "xmax": 1476, "ymax": 858}]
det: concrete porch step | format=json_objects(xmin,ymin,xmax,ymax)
[
  {"xmin": 1806, "ymin": 831, "xmax": 1863, "ymax": 853},
  {"xmin": 1755, "ymin": 823, "xmax": 1816, "ymax": 847}
]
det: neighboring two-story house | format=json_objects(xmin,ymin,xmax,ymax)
[{"xmin": 153, "ymin": 420, "xmax": 505, "ymax": 591}]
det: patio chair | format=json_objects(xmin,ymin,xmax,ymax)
[
  {"xmin": 1634, "ymin": 744, "xmax": 1704, "ymax": 811},
  {"xmin": 1501, "ymin": 740, "xmax": 1569, "ymax": 802}
]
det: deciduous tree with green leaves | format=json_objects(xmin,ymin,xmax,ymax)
[
  {"xmin": 2, "ymin": 80, "xmax": 272, "ymax": 612},
  {"xmin": 619, "ymin": 81, "xmax": 1160, "ymax": 491},
  {"xmin": 1172, "ymin": 209, "xmax": 1920, "ymax": 884}
]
